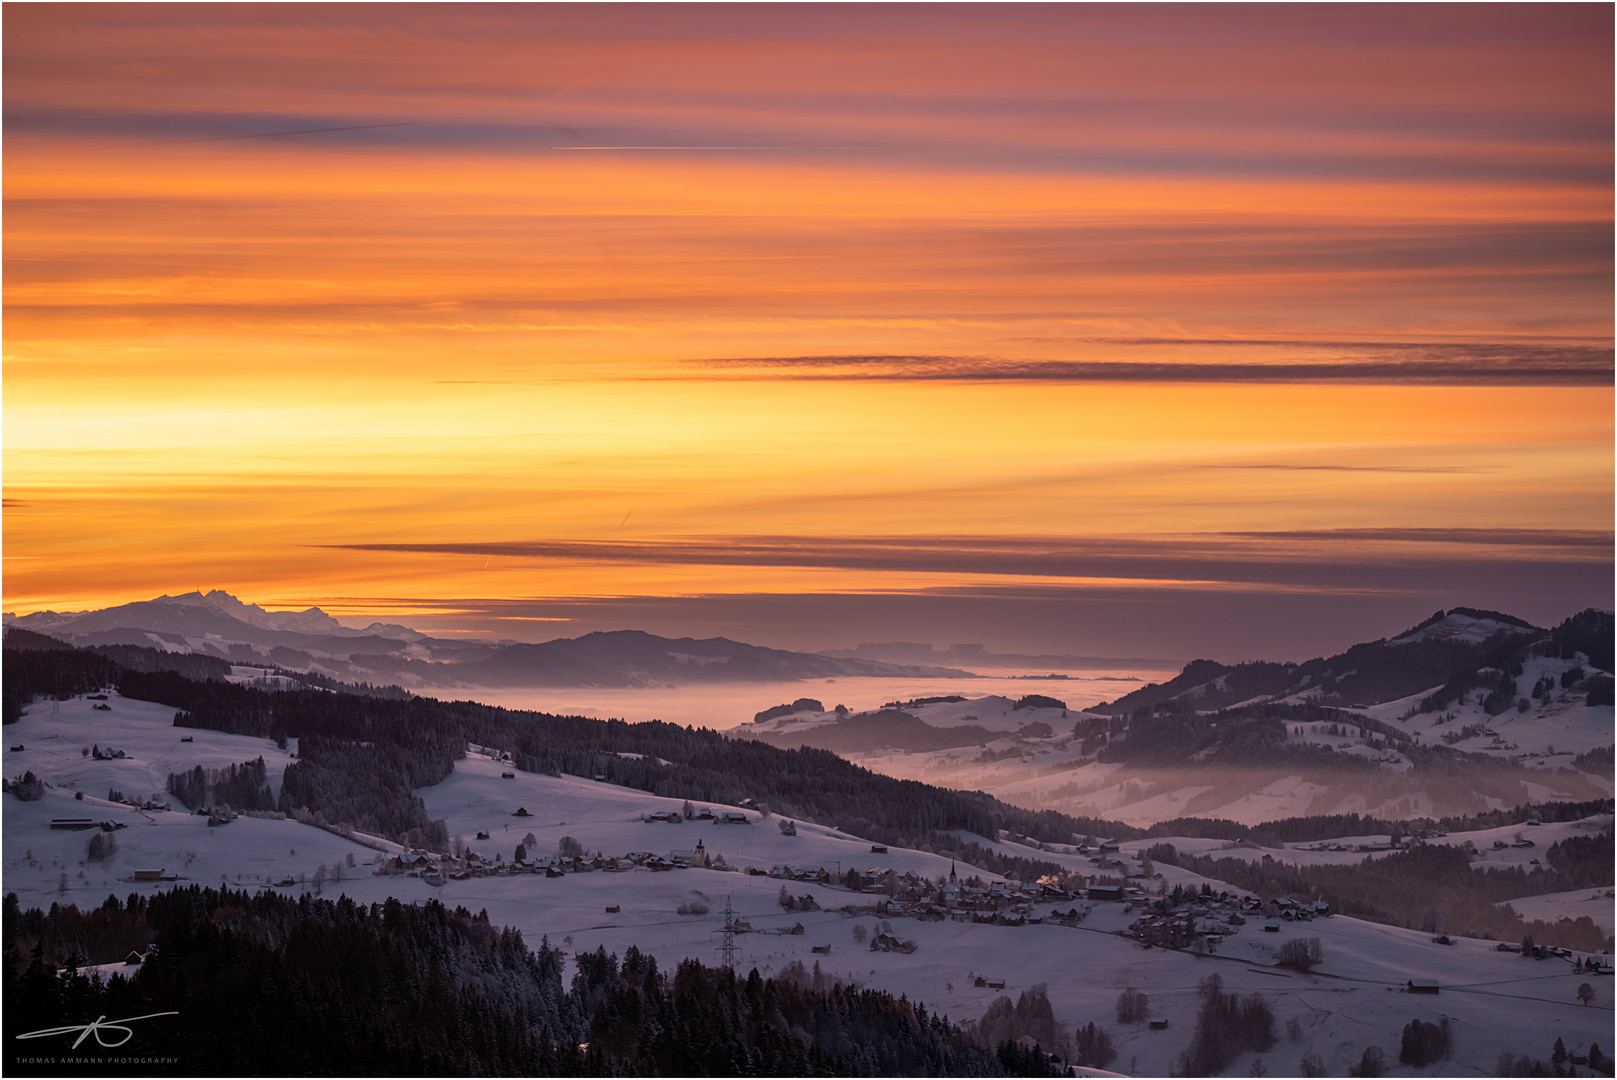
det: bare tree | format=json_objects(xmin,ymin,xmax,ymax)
[
  {"xmin": 1115, "ymin": 987, "xmax": 1149, "ymax": 1024},
  {"xmin": 1352, "ymin": 1046, "xmax": 1387, "ymax": 1078},
  {"xmin": 1277, "ymin": 937, "xmax": 1323, "ymax": 972}
]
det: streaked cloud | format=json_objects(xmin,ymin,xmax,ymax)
[
  {"xmin": 686, "ymin": 353, "xmax": 1612, "ymax": 384},
  {"xmin": 1204, "ymin": 465, "xmax": 1490, "ymax": 474},
  {"xmin": 3, "ymin": 4, "xmax": 1610, "ymax": 655},
  {"xmin": 323, "ymin": 529, "xmax": 1613, "ymax": 593},
  {"xmin": 261, "ymin": 580, "xmax": 1611, "ymax": 663}
]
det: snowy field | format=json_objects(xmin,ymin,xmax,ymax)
[
  {"xmin": 4, "ymin": 691, "xmax": 1612, "ymax": 1077},
  {"xmin": 1498, "ymin": 889, "xmax": 1616, "ymax": 937}
]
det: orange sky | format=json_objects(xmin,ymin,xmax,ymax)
[{"xmin": 4, "ymin": 4, "xmax": 1611, "ymax": 658}]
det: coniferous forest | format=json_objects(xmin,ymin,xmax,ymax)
[{"xmin": 2, "ymin": 888, "xmax": 1064, "ymax": 1078}]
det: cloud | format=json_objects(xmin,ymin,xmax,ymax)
[
  {"xmin": 1204, "ymin": 464, "xmax": 1489, "ymax": 474},
  {"xmin": 687, "ymin": 353, "xmax": 1612, "ymax": 384},
  {"xmin": 273, "ymin": 582, "xmax": 1610, "ymax": 663},
  {"xmin": 321, "ymin": 530, "xmax": 1613, "ymax": 595},
  {"xmin": 1220, "ymin": 528, "xmax": 1613, "ymax": 548}
]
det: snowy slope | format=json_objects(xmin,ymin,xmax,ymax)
[
  {"xmin": 2, "ymin": 691, "xmax": 299, "ymax": 808},
  {"xmin": 424, "ymin": 750, "xmax": 975, "ymax": 886},
  {"xmin": 1499, "ymin": 889, "xmax": 1616, "ymax": 936},
  {"xmin": 1389, "ymin": 612, "xmax": 1539, "ymax": 647}
]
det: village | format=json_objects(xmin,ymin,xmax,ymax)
[{"xmin": 366, "ymin": 802, "xmax": 1352, "ymax": 961}]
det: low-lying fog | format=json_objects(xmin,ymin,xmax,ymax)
[{"xmin": 408, "ymin": 668, "xmax": 1180, "ymax": 730}]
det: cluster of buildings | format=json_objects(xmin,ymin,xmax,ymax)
[
  {"xmin": 377, "ymin": 838, "xmax": 736, "ymax": 885},
  {"xmin": 750, "ymin": 861, "xmax": 1134, "ymax": 927},
  {"xmin": 643, "ymin": 807, "xmax": 751, "ymax": 825},
  {"xmin": 1125, "ymin": 888, "xmax": 1329, "ymax": 951}
]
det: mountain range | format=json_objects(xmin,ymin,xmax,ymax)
[
  {"xmin": 1090, "ymin": 607, "xmax": 1612, "ymax": 715},
  {"xmin": 1, "ymin": 590, "xmax": 972, "ymax": 689}
]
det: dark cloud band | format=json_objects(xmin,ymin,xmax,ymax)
[
  {"xmin": 689, "ymin": 354, "xmax": 1613, "ymax": 385},
  {"xmin": 321, "ymin": 530, "xmax": 1613, "ymax": 595}
]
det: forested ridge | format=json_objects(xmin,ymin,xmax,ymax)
[
  {"xmin": 0, "ymin": 633, "xmax": 398, "ymax": 726},
  {"xmin": 2, "ymin": 888, "xmax": 1063, "ymax": 1077},
  {"xmin": 1145, "ymin": 831, "xmax": 1615, "ymax": 953}
]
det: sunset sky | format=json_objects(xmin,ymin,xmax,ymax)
[{"xmin": 4, "ymin": 3, "xmax": 1612, "ymax": 661}]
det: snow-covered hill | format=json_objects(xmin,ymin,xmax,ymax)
[
  {"xmin": 1389, "ymin": 610, "xmax": 1541, "ymax": 647},
  {"xmin": 1093, "ymin": 608, "xmax": 1610, "ymax": 722},
  {"xmin": 732, "ymin": 682, "xmax": 1613, "ymax": 828}
]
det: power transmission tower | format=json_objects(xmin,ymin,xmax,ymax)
[{"xmin": 713, "ymin": 895, "xmax": 741, "ymax": 969}]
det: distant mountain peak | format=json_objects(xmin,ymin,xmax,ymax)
[
  {"xmin": 151, "ymin": 589, "xmax": 345, "ymax": 636},
  {"xmin": 3, "ymin": 589, "xmax": 428, "ymax": 643}
]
